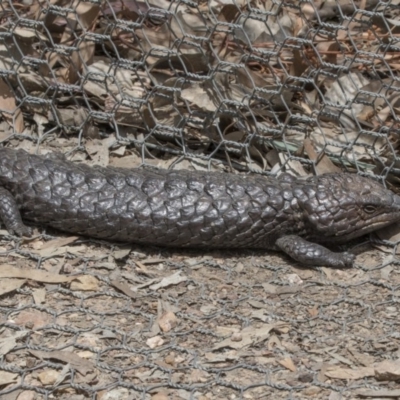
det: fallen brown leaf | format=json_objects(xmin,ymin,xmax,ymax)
[
  {"xmin": 0, "ymin": 370, "xmax": 18, "ymax": 385},
  {"xmin": 304, "ymin": 138, "xmax": 341, "ymax": 174},
  {"xmin": 32, "ymin": 288, "xmax": 46, "ymax": 304},
  {"xmin": 213, "ymin": 322, "xmax": 290, "ymax": 350},
  {"xmin": 375, "ymin": 359, "xmax": 400, "ymax": 381},
  {"xmin": 278, "ymin": 357, "xmax": 297, "ymax": 372},
  {"xmin": 38, "ymin": 236, "xmax": 79, "ymax": 251},
  {"xmin": 324, "ymin": 365, "xmax": 374, "ymax": 380},
  {"xmin": 110, "ymin": 280, "xmax": 137, "ymax": 298},
  {"xmin": 308, "ymin": 306, "xmax": 319, "ymax": 317},
  {"xmin": 0, "ymin": 265, "xmax": 77, "ymax": 283},
  {"xmin": 0, "ymin": 78, "xmax": 24, "ymax": 133},
  {"xmin": 29, "ymin": 350, "xmax": 94, "ymax": 375},
  {"xmin": 149, "ymin": 272, "xmax": 187, "ymax": 291},
  {"xmin": 0, "ymin": 331, "xmax": 29, "ymax": 356},
  {"xmin": 356, "ymin": 389, "xmax": 400, "ymax": 398},
  {"xmin": 0, "ymin": 278, "xmax": 26, "ymax": 296}
]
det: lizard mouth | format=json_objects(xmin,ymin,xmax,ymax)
[{"xmin": 334, "ymin": 212, "xmax": 400, "ymax": 241}]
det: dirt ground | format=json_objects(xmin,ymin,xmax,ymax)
[{"xmin": 1, "ymin": 228, "xmax": 400, "ymax": 400}]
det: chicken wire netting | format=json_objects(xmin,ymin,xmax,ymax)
[{"xmin": 1, "ymin": 0, "xmax": 400, "ymax": 399}]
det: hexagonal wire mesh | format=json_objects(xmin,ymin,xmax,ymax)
[{"xmin": 0, "ymin": 0, "xmax": 400, "ymax": 399}]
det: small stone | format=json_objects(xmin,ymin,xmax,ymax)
[
  {"xmin": 38, "ymin": 369, "xmax": 58, "ymax": 385},
  {"xmin": 146, "ymin": 336, "xmax": 164, "ymax": 349},
  {"xmin": 164, "ymin": 354, "xmax": 175, "ymax": 365},
  {"xmin": 231, "ymin": 332, "xmax": 242, "ymax": 342},
  {"xmin": 158, "ymin": 311, "xmax": 178, "ymax": 333}
]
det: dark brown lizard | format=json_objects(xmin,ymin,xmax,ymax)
[{"xmin": 1, "ymin": 147, "xmax": 399, "ymax": 267}]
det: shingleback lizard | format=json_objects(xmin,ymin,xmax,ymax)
[{"xmin": 1, "ymin": 147, "xmax": 400, "ymax": 268}]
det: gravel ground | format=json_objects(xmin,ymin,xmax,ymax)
[{"xmin": 1, "ymin": 230, "xmax": 400, "ymax": 400}]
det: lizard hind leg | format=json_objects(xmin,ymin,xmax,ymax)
[
  {"xmin": 276, "ymin": 235, "xmax": 355, "ymax": 268},
  {"xmin": 0, "ymin": 187, "xmax": 32, "ymax": 236}
]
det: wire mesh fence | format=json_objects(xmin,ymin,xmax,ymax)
[{"xmin": 1, "ymin": 0, "xmax": 400, "ymax": 399}]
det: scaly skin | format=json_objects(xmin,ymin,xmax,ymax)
[{"xmin": 1, "ymin": 147, "xmax": 400, "ymax": 267}]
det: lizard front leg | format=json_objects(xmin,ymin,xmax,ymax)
[
  {"xmin": 0, "ymin": 187, "xmax": 32, "ymax": 237},
  {"xmin": 276, "ymin": 235, "xmax": 355, "ymax": 268}
]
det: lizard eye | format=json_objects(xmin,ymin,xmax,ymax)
[{"xmin": 363, "ymin": 204, "xmax": 377, "ymax": 214}]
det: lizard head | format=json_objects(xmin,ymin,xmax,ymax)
[{"xmin": 295, "ymin": 173, "xmax": 400, "ymax": 242}]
